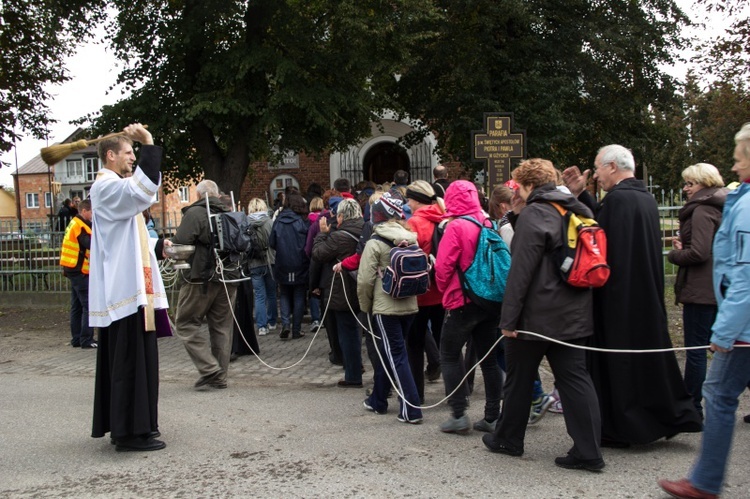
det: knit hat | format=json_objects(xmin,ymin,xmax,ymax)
[
  {"xmin": 328, "ymin": 196, "xmax": 343, "ymax": 215},
  {"xmin": 371, "ymin": 191, "xmax": 405, "ymax": 224}
]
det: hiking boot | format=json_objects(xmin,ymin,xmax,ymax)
[
  {"xmin": 472, "ymin": 418, "xmax": 497, "ymax": 433},
  {"xmin": 439, "ymin": 414, "xmax": 470, "ymax": 435},
  {"xmin": 528, "ymin": 394, "xmax": 554, "ymax": 425}
]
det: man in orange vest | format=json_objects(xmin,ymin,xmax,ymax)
[{"xmin": 60, "ymin": 198, "xmax": 95, "ymax": 348}]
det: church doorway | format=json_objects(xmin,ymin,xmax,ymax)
[{"xmin": 363, "ymin": 142, "xmax": 409, "ymax": 185}]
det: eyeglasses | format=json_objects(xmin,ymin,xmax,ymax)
[{"xmin": 683, "ymin": 181, "xmax": 696, "ymax": 187}]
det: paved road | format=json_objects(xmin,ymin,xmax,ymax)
[{"xmin": 1, "ymin": 322, "xmax": 750, "ymax": 498}]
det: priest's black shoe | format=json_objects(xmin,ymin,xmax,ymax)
[
  {"xmin": 481, "ymin": 434, "xmax": 523, "ymax": 456},
  {"xmin": 111, "ymin": 431, "xmax": 161, "ymax": 445},
  {"xmin": 554, "ymin": 454, "xmax": 605, "ymax": 472},
  {"xmin": 115, "ymin": 436, "xmax": 166, "ymax": 452}
]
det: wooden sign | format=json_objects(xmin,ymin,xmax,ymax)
[{"xmin": 472, "ymin": 113, "xmax": 526, "ymax": 190}]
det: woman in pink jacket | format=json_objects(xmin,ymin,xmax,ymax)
[{"xmin": 435, "ymin": 180, "xmax": 503, "ymax": 435}]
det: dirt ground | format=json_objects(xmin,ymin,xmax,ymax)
[{"xmin": 0, "ymin": 307, "xmax": 71, "ymax": 364}]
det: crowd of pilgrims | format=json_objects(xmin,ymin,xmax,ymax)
[{"xmin": 218, "ymin": 159, "xmax": 719, "ymax": 470}]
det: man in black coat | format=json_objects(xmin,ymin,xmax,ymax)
[{"xmin": 563, "ymin": 144, "xmax": 702, "ymax": 447}]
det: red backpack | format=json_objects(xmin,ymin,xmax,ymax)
[{"xmin": 550, "ymin": 202, "xmax": 610, "ymax": 288}]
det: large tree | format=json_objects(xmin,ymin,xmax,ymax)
[
  {"xmin": 391, "ymin": 0, "xmax": 689, "ymax": 176},
  {"xmin": 0, "ymin": 0, "xmax": 104, "ymax": 158},
  {"xmin": 86, "ymin": 0, "xmax": 440, "ymax": 194}
]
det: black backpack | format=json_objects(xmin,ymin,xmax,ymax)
[{"xmin": 244, "ymin": 218, "xmax": 270, "ymax": 262}]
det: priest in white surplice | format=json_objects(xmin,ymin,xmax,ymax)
[{"xmin": 89, "ymin": 123, "xmax": 170, "ymax": 452}]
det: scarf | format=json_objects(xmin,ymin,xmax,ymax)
[{"xmin": 136, "ymin": 213, "xmax": 156, "ymax": 331}]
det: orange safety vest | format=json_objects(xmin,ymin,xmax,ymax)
[{"xmin": 59, "ymin": 217, "xmax": 91, "ymax": 274}]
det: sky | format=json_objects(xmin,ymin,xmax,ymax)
[
  {"xmin": 0, "ymin": 39, "xmax": 123, "ymax": 188},
  {"xmin": 0, "ymin": 1, "xmax": 741, "ymax": 189}
]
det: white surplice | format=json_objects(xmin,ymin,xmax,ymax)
[{"xmin": 88, "ymin": 166, "xmax": 168, "ymax": 327}]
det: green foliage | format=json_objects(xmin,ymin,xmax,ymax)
[
  {"xmin": 85, "ymin": 0, "xmax": 441, "ymax": 195},
  {"xmin": 393, "ymin": 0, "xmax": 689, "ymax": 178},
  {"xmin": 0, "ymin": 0, "xmax": 105, "ymax": 157}
]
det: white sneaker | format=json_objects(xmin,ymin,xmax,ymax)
[
  {"xmin": 267, "ymin": 324, "xmax": 277, "ymax": 331},
  {"xmin": 310, "ymin": 321, "xmax": 321, "ymax": 333},
  {"xmin": 258, "ymin": 327, "xmax": 268, "ymax": 336}
]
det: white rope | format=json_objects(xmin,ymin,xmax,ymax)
[
  {"xmin": 514, "ymin": 329, "xmax": 747, "ymax": 353},
  {"xmin": 343, "ymin": 272, "xmax": 487, "ymax": 410},
  {"xmin": 221, "ymin": 255, "xmax": 336, "ymax": 371}
]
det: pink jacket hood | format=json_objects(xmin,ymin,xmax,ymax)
[{"xmin": 443, "ymin": 180, "xmax": 484, "ymax": 220}]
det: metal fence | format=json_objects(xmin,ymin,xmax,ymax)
[{"xmin": 1, "ymin": 200, "xmax": 684, "ymax": 294}]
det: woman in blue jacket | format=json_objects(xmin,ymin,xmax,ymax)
[{"xmin": 269, "ymin": 192, "xmax": 310, "ymax": 339}]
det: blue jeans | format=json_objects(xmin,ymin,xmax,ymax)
[
  {"xmin": 683, "ymin": 303, "xmax": 717, "ymax": 416},
  {"xmin": 250, "ymin": 266, "xmax": 277, "ymax": 328},
  {"xmin": 689, "ymin": 347, "xmax": 750, "ymax": 495},
  {"xmin": 68, "ymin": 273, "xmax": 94, "ymax": 346},
  {"xmin": 310, "ymin": 295, "xmax": 321, "ymax": 323},
  {"xmin": 335, "ymin": 310, "xmax": 362, "ymax": 383},
  {"xmin": 279, "ymin": 284, "xmax": 305, "ymax": 335}
]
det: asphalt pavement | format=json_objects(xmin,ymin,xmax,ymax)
[{"xmin": 1, "ymin": 319, "xmax": 750, "ymax": 498}]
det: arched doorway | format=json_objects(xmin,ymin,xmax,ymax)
[{"xmin": 363, "ymin": 142, "xmax": 409, "ymax": 185}]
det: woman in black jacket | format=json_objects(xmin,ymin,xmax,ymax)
[
  {"xmin": 312, "ymin": 199, "xmax": 365, "ymax": 387},
  {"xmin": 269, "ymin": 193, "xmax": 310, "ymax": 339},
  {"xmin": 668, "ymin": 163, "xmax": 726, "ymax": 419},
  {"xmin": 483, "ymin": 158, "xmax": 604, "ymax": 472}
]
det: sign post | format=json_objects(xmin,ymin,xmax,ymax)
[{"xmin": 472, "ymin": 113, "xmax": 526, "ymax": 191}]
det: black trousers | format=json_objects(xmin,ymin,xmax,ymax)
[
  {"xmin": 492, "ymin": 337, "xmax": 602, "ymax": 460},
  {"xmin": 92, "ymin": 309, "xmax": 160, "ymax": 440},
  {"xmin": 406, "ymin": 304, "xmax": 445, "ymax": 400}
]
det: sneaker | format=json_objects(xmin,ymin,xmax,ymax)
[
  {"xmin": 528, "ymin": 394, "xmax": 554, "ymax": 425},
  {"xmin": 439, "ymin": 414, "xmax": 470, "ymax": 434},
  {"xmin": 363, "ymin": 399, "xmax": 386, "ymax": 415},
  {"xmin": 81, "ymin": 342, "xmax": 98, "ymax": 349},
  {"xmin": 279, "ymin": 328, "xmax": 290, "ymax": 340},
  {"xmin": 267, "ymin": 323, "xmax": 277, "ymax": 331},
  {"xmin": 554, "ymin": 454, "xmax": 605, "ymax": 472},
  {"xmin": 310, "ymin": 321, "xmax": 321, "ymax": 333},
  {"xmin": 397, "ymin": 415, "xmax": 423, "ymax": 424},
  {"xmin": 481, "ymin": 434, "xmax": 523, "ymax": 456},
  {"xmin": 473, "ymin": 418, "xmax": 497, "ymax": 433},
  {"xmin": 549, "ymin": 389, "xmax": 563, "ymax": 414},
  {"xmin": 258, "ymin": 327, "xmax": 268, "ymax": 336}
]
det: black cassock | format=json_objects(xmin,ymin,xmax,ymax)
[{"xmin": 583, "ymin": 178, "xmax": 701, "ymax": 444}]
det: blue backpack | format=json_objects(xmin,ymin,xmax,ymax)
[
  {"xmin": 374, "ymin": 235, "xmax": 431, "ymax": 299},
  {"xmin": 456, "ymin": 216, "xmax": 511, "ymax": 312}
]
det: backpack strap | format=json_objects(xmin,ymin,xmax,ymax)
[
  {"xmin": 549, "ymin": 202, "xmax": 568, "ymax": 216},
  {"xmin": 339, "ymin": 230, "xmax": 360, "ymax": 244},
  {"xmin": 372, "ymin": 234, "xmax": 395, "ymax": 247}
]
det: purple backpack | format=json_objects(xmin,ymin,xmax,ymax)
[{"xmin": 375, "ymin": 236, "xmax": 431, "ymax": 299}]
